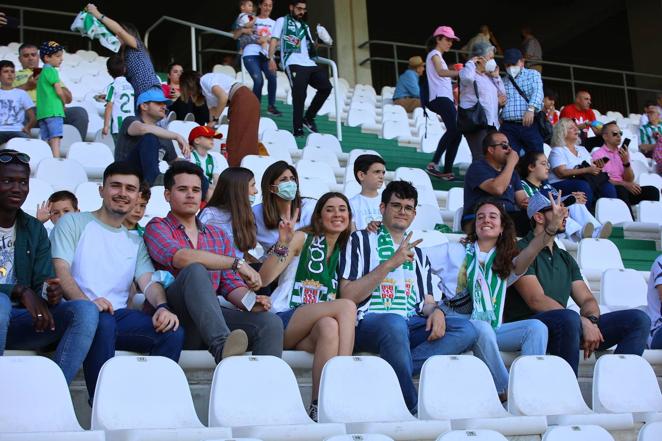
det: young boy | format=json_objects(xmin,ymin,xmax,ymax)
[
  {"xmin": 123, "ymin": 181, "xmax": 151, "ymax": 236},
  {"xmin": 0, "ymin": 59, "xmax": 36, "ymax": 144},
  {"xmin": 103, "ymin": 55, "xmax": 135, "ymax": 146},
  {"xmin": 36, "ymin": 41, "xmax": 70, "ymax": 157},
  {"xmin": 349, "ymin": 154, "xmax": 386, "ymax": 231},
  {"xmin": 36, "ymin": 190, "xmax": 80, "ymax": 227},
  {"xmin": 188, "ymin": 125, "xmax": 224, "ymax": 201}
]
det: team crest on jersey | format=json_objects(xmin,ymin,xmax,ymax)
[
  {"xmin": 284, "ymin": 35, "xmax": 301, "ymax": 47},
  {"xmin": 380, "ymin": 278, "xmax": 396, "ymax": 309},
  {"xmin": 291, "ymin": 279, "xmax": 330, "ymax": 307}
]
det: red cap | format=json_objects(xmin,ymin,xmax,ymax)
[{"xmin": 188, "ymin": 125, "xmax": 223, "ymax": 145}]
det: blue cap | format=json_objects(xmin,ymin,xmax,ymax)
[
  {"xmin": 527, "ymin": 189, "xmax": 576, "ymax": 219},
  {"xmin": 136, "ymin": 88, "xmax": 172, "ymax": 106},
  {"xmin": 503, "ymin": 48, "xmax": 523, "ymax": 65}
]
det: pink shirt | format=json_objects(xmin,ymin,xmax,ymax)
[{"xmin": 591, "ymin": 145, "xmax": 624, "ymax": 182}]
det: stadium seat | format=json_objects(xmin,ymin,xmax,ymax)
[
  {"xmin": 418, "ymin": 355, "xmax": 547, "ymax": 436},
  {"xmin": 258, "ymin": 117, "xmax": 278, "ymax": 140},
  {"xmin": 420, "ymin": 132, "xmax": 443, "ymax": 154},
  {"xmin": 144, "ymin": 185, "xmax": 169, "ymax": 222},
  {"xmin": 381, "ymin": 118, "xmax": 411, "ymax": 140},
  {"xmin": 592, "ymin": 354, "xmax": 662, "ymax": 423},
  {"xmin": 167, "ymin": 120, "xmax": 199, "ymax": 143},
  {"xmin": 305, "ymin": 133, "xmax": 344, "ymax": 155},
  {"xmin": 261, "ymin": 128, "xmax": 299, "ymax": 155},
  {"xmin": 208, "ymin": 356, "xmax": 345, "ymax": 441},
  {"xmin": 638, "ymin": 201, "xmax": 662, "ymax": 224},
  {"xmin": 21, "ymin": 178, "xmax": 54, "ymax": 216},
  {"xmin": 417, "ymin": 187, "xmax": 440, "ymax": 207},
  {"xmin": 60, "ymin": 124, "xmax": 83, "ymax": 157},
  {"xmin": 262, "ymin": 140, "xmax": 293, "ymax": 164},
  {"xmin": 639, "ymin": 421, "xmax": 662, "ymax": 441},
  {"xmin": 302, "ymin": 145, "xmax": 341, "ymax": 168},
  {"xmin": 325, "ymin": 435, "xmax": 394, "ymax": 441},
  {"xmin": 576, "ymin": 238, "xmax": 624, "ymax": 294},
  {"xmin": 508, "ymin": 355, "xmax": 633, "ymax": 430},
  {"xmin": 0, "ymin": 356, "xmax": 105, "ymax": 440},
  {"xmin": 595, "ymin": 198, "xmax": 636, "ymax": 225},
  {"xmin": 240, "ymin": 155, "xmax": 280, "ymax": 203},
  {"xmin": 435, "ymin": 430, "xmax": 508, "ymax": 441},
  {"xmin": 34, "ymin": 158, "xmax": 88, "ymax": 192},
  {"xmin": 318, "ymin": 356, "xmax": 451, "ymax": 440},
  {"xmin": 343, "ymin": 180, "xmax": 362, "ymax": 199},
  {"xmin": 67, "ymin": 142, "xmax": 114, "ymax": 179},
  {"xmin": 541, "ymin": 425, "xmax": 615, "ymax": 441},
  {"xmin": 394, "ymin": 167, "xmax": 434, "ymax": 192},
  {"xmin": 440, "ymin": 137, "xmax": 473, "ymax": 167},
  {"xmin": 92, "ymin": 356, "xmax": 230, "ymax": 440},
  {"xmin": 442, "ymin": 187, "xmax": 463, "ymax": 216},
  {"xmin": 409, "ymin": 203, "xmax": 442, "ymax": 231},
  {"xmin": 209, "ymin": 151, "xmax": 229, "ymax": 175},
  {"xmin": 4, "ymin": 137, "xmax": 53, "ymax": 174},
  {"xmin": 347, "ymin": 107, "xmax": 378, "ymax": 128},
  {"xmin": 212, "ymin": 64, "xmax": 236, "ymax": 76},
  {"xmin": 638, "ymin": 173, "xmax": 662, "ymax": 191},
  {"xmin": 75, "ymin": 182, "xmax": 102, "ymax": 212},
  {"xmin": 296, "ymin": 159, "xmax": 338, "ymax": 187},
  {"xmin": 599, "ymin": 268, "xmax": 647, "ymax": 309},
  {"xmin": 299, "ymin": 176, "xmax": 330, "ymax": 200}
]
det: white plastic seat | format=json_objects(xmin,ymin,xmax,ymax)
[
  {"xmin": 4, "ymin": 137, "xmax": 53, "ymax": 173},
  {"xmin": 638, "ymin": 172, "xmax": 662, "ymax": 190},
  {"xmin": 508, "ymin": 355, "xmax": 633, "ymax": 430},
  {"xmin": 240, "ymin": 155, "xmax": 279, "ymax": 204},
  {"xmin": 21, "ymin": 178, "xmax": 54, "ymax": 216},
  {"xmin": 34, "ymin": 158, "xmax": 88, "ymax": 192},
  {"xmin": 347, "ymin": 108, "xmax": 378, "ymax": 127},
  {"xmin": 258, "ymin": 117, "xmax": 278, "ymax": 139},
  {"xmin": 595, "ymin": 198, "xmax": 634, "ymax": 225},
  {"xmin": 440, "ymin": 137, "xmax": 473, "ymax": 166},
  {"xmin": 418, "ymin": 355, "xmax": 547, "ymax": 436},
  {"xmin": 302, "ymin": 145, "xmax": 341, "ymax": 168},
  {"xmin": 420, "ymin": 132, "xmax": 443, "ymax": 154},
  {"xmin": 299, "ymin": 177, "xmax": 330, "ymax": 200},
  {"xmin": 382, "ymin": 119, "xmax": 411, "ymax": 140},
  {"xmin": 410, "ymin": 204, "xmax": 442, "ymax": 231},
  {"xmin": 75, "ymin": 182, "xmax": 102, "ymax": 212},
  {"xmin": 319, "ymin": 356, "xmax": 451, "ymax": 440},
  {"xmin": 167, "ymin": 120, "xmax": 199, "ymax": 142},
  {"xmin": 325, "ymin": 435, "xmax": 394, "ymax": 441},
  {"xmin": 576, "ymin": 238, "xmax": 624, "ymax": 293},
  {"xmin": 209, "ymin": 356, "xmax": 345, "ymax": 441},
  {"xmin": 593, "ymin": 354, "xmax": 662, "ymax": 422},
  {"xmin": 639, "ymin": 421, "xmax": 662, "ymax": 441},
  {"xmin": 0, "ymin": 356, "xmax": 105, "ymax": 440},
  {"xmin": 436, "ymin": 430, "xmax": 508, "ymax": 441},
  {"xmin": 92, "ymin": 356, "xmax": 230, "ymax": 441},
  {"xmin": 541, "ymin": 425, "xmax": 615, "ymax": 441},
  {"xmin": 394, "ymin": 167, "xmax": 434, "ymax": 192},
  {"xmin": 67, "ymin": 141, "xmax": 114, "ymax": 179},
  {"xmin": 143, "ymin": 185, "xmax": 169, "ymax": 224},
  {"xmin": 343, "ymin": 180, "xmax": 362, "ymax": 199},
  {"xmin": 262, "ymin": 140, "xmax": 293, "ymax": 164},
  {"xmin": 212, "ymin": 64, "xmax": 236, "ymax": 76},
  {"xmin": 296, "ymin": 159, "xmax": 337, "ymax": 186},
  {"xmin": 60, "ymin": 124, "xmax": 83, "ymax": 157},
  {"xmin": 261, "ymin": 128, "xmax": 299, "ymax": 154},
  {"xmin": 599, "ymin": 268, "xmax": 647, "ymax": 309},
  {"xmin": 638, "ymin": 201, "xmax": 662, "ymax": 224},
  {"xmin": 305, "ymin": 133, "xmax": 343, "ymax": 155}
]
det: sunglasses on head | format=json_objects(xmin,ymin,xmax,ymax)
[{"xmin": 0, "ymin": 151, "xmax": 30, "ymax": 164}]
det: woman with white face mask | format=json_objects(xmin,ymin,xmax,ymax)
[
  {"xmin": 458, "ymin": 42, "xmax": 507, "ymax": 160},
  {"xmin": 253, "ymin": 160, "xmax": 316, "ymax": 251}
]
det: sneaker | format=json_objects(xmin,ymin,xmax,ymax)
[
  {"xmin": 184, "ymin": 112, "xmax": 195, "ymax": 122},
  {"xmin": 302, "ymin": 117, "xmax": 318, "ymax": 133},
  {"xmin": 293, "ymin": 127, "xmax": 305, "ymax": 137},
  {"xmin": 267, "ymin": 106, "xmax": 282, "ymax": 116},
  {"xmin": 166, "ymin": 110, "xmax": 177, "ymax": 124},
  {"xmin": 597, "ymin": 221, "xmax": 613, "ymax": 239},
  {"xmin": 219, "ymin": 329, "xmax": 249, "ymax": 361},
  {"xmin": 581, "ymin": 223, "xmax": 595, "ymax": 239},
  {"xmin": 426, "ymin": 164, "xmax": 455, "ymax": 180},
  {"xmin": 307, "ymin": 402, "xmax": 318, "ymax": 422}
]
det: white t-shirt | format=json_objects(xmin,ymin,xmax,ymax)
[
  {"xmin": 243, "ymin": 16, "xmax": 276, "ymax": 57},
  {"xmin": 105, "ymin": 76, "xmax": 135, "ymax": 135},
  {"xmin": 349, "ymin": 193, "xmax": 382, "ymax": 230},
  {"xmin": 0, "ymin": 223, "xmax": 16, "ymax": 286},
  {"xmin": 646, "ymin": 254, "xmax": 662, "ymax": 344},
  {"xmin": 253, "ymin": 197, "xmax": 316, "ymax": 251},
  {"xmin": 270, "ymin": 254, "xmax": 300, "ymax": 313},
  {"xmin": 51, "ymin": 212, "xmax": 154, "ymax": 310},
  {"xmin": 426, "ymin": 49, "xmax": 453, "ymax": 101},
  {"xmin": 200, "ymin": 73, "xmax": 238, "ymax": 108},
  {"xmin": 271, "ymin": 17, "xmax": 317, "ymax": 68},
  {"xmin": 0, "ymin": 88, "xmax": 34, "ymax": 132},
  {"xmin": 548, "ymin": 145, "xmax": 592, "ymax": 183},
  {"xmin": 198, "ymin": 206, "xmax": 244, "ymax": 258}
]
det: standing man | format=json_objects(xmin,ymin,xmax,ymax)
[
  {"xmin": 501, "ymin": 48, "xmax": 544, "ymax": 155},
  {"xmin": 268, "ymin": 0, "xmax": 333, "ymax": 137},
  {"xmin": 520, "ymin": 27, "xmax": 543, "ymax": 73},
  {"xmin": 392, "ymin": 56, "xmax": 425, "ymax": 113}
]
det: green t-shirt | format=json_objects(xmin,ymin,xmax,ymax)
[
  {"xmin": 36, "ymin": 65, "xmax": 65, "ymax": 120},
  {"xmin": 504, "ymin": 232, "xmax": 583, "ymax": 323}
]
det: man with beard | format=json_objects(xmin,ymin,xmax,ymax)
[
  {"xmin": 268, "ymin": 0, "xmax": 332, "ymax": 137},
  {"xmin": 503, "ymin": 190, "xmax": 650, "ymax": 375},
  {"xmin": 51, "ymin": 162, "xmax": 183, "ymax": 403}
]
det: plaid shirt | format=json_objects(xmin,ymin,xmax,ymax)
[
  {"xmin": 144, "ymin": 212, "xmax": 245, "ymax": 296},
  {"xmin": 640, "ymin": 122, "xmax": 662, "ymax": 145},
  {"xmin": 501, "ymin": 68, "xmax": 543, "ymax": 122}
]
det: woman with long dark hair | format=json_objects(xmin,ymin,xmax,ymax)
[{"xmin": 165, "ymin": 62, "xmax": 210, "ymax": 125}]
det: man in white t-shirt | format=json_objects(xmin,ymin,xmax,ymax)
[
  {"xmin": 647, "ymin": 254, "xmax": 662, "ymax": 349},
  {"xmin": 0, "ymin": 60, "xmax": 35, "ymax": 144},
  {"xmin": 51, "ymin": 162, "xmax": 184, "ymax": 402},
  {"xmin": 268, "ymin": 0, "xmax": 333, "ymax": 137},
  {"xmin": 349, "ymin": 154, "xmax": 385, "ymax": 231}
]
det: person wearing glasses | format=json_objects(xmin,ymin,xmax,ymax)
[
  {"xmin": 462, "ymin": 131, "xmax": 531, "ymax": 236},
  {"xmin": 0, "ymin": 150, "xmax": 99, "ymax": 385},
  {"xmin": 339, "ymin": 180, "xmax": 477, "ymax": 414},
  {"xmin": 591, "ymin": 121, "xmax": 660, "ymax": 210}
]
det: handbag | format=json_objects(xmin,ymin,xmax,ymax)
[
  {"xmin": 507, "ymin": 74, "xmax": 552, "ymax": 143},
  {"xmin": 457, "ymin": 80, "xmax": 488, "ymax": 134},
  {"xmin": 573, "ymin": 161, "xmax": 609, "ymax": 195}
]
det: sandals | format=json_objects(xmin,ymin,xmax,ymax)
[{"xmin": 426, "ymin": 164, "xmax": 455, "ymax": 181}]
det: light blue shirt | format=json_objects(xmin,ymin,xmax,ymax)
[
  {"xmin": 502, "ymin": 68, "xmax": 543, "ymax": 121},
  {"xmin": 393, "ymin": 69, "xmax": 420, "ymax": 100}
]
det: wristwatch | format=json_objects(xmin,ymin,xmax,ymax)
[
  {"xmin": 232, "ymin": 257, "xmax": 245, "ymax": 272},
  {"xmin": 586, "ymin": 315, "xmax": 599, "ymax": 325}
]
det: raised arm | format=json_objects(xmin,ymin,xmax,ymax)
[
  {"xmin": 259, "ymin": 214, "xmax": 304, "ymax": 286},
  {"xmin": 478, "ymin": 150, "xmax": 519, "ymax": 196},
  {"xmin": 86, "ymin": 4, "xmax": 138, "ymax": 48},
  {"xmin": 126, "ymin": 120, "xmax": 190, "ymax": 157}
]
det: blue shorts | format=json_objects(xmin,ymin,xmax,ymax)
[
  {"xmin": 38, "ymin": 117, "xmax": 64, "ymax": 141},
  {"xmin": 276, "ymin": 308, "xmax": 297, "ymax": 329}
]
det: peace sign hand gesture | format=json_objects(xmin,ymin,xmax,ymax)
[
  {"xmin": 277, "ymin": 207, "xmax": 300, "ymax": 245},
  {"xmin": 544, "ymin": 190, "xmax": 568, "ymax": 236},
  {"xmin": 390, "ymin": 232, "xmax": 423, "ymax": 270}
]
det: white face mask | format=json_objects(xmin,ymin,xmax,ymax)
[
  {"xmin": 485, "ymin": 59, "xmax": 497, "ymax": 73},
  {"xmin": 507, "ymin": 66, "xmax": 521, "ymax": 77}
]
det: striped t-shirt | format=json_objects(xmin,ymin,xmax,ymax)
[
  {"xmin": 105, "ymin": 76, "xmax": 135, "ymax": 134},
  {"xmin": 340, "ymin": 229, "xmax": 431, "ymax": 320}
]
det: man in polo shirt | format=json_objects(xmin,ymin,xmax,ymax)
[
  {"xmin": 143, "ymin": 161, "xmax": 283, "ymax": 363},
  {"xmin": 504, "ymin": 190, "xmax": 650, "ymax": 375},
  {"xmin": 339, "ymin": 180, "xmax": 477, "ymax": 413},
  {"xmin": 393, "ymin": 56, "xmax": 425, "ymax": 113},
  {"xmin": 463, "ymin": 131, "xmax": 530, "ymax": 236},
  {"xmin": 639, "ymin": 103, "xmax": 662, "ymax": 156}
]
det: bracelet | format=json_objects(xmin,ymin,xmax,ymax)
[
  {"xmin": 268, "ymin": 242, "xmax": 290, "ymax": 262},
  {"xmin": 155, "ymin": 303, "xmax": 170, "ymax": 312},
  {"xmin": 99, "ymin": 14, "xmax": 105, "ymax": 21},
  {"xmin": 623, "ymin": 162, "xmax": 631, "ymax": 168},
  {"xmin": 232, "ymin": 257, "xmax": 241, "ymax": 272}
]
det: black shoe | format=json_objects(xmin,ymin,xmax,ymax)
[
  {"xmin": 302, "ymin": 117, "xmax": 318, "ymax": 133},
  {"xmin": 293, "ymin": 128, "xmax": 305, "ymax": 137},
  {"xmin": 267, "ymin": 106, "xmax": 283, "ymax": 116}
]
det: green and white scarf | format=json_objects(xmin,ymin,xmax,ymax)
[
  {"xmin": 457, "ymin": 242, "xmax": 507, "ymax": 329},
  {"xmin": 289, "ymin": 234, "xmax": 340, "ymax": 308},
  {"xmin": 368, "ymin": 225, "xmax": 419, "ymax": 317},
  {"xmin": 70, "ymin": 11, "xmax": 120, "ymax": 53},
  {"xmin": 279, "ymin": 15, "xmax": 315, "ymax": 66},
  {"xmin": 192, "ymin": 151, "xmax": 214, "ymax": 184}
]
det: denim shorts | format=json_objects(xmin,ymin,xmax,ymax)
[
  {"xmin": 277, "ymin": 308, "xmax": 297, "ymax": 329},
  {"xmin": 38, "ymin": 117, "xmax": 64, "ymax": 141}
]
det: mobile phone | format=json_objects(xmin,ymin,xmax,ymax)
[
  {"xmin": 598, "ymin": 157, "xmax": 610, "ymax": 165},
  {"xmin": 622, "ymin": 138, "xmax": 631, "ymax": 149},
  {"xmin": 32, "ymin": 67, "xmax": 42, "ymax": 76}
]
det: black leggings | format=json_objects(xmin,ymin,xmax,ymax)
[{"xmin": 428, "ymin": 97, "xmax": 462, "ymax": 173}]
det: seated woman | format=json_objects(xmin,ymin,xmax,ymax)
[
  {"xmin": 548, "ymin": 118, "xmax": 616, "ymax": 210},
  {"xmin": 518, "ymin": 151, "xmax": 612, "ymax": 241},
  {"xmin": 164, "ymin": 62, "xmax": 210, "ymax": 124},
  {"xmin": 259, "ymin": 192, "xmax": 357, "ymax": 421}
]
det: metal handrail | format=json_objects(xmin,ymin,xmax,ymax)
[{"xmin": 317, "ymin": 57, "xmax": 342, "ymax": 141}]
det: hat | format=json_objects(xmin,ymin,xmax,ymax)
[
  {"xmin": 39, "ymin": 41, "xmax": 64, "ymax": 57},
  {"xmin": 503, "ymin": 48, "xmax": 524, "ymax": 65},
  {"xmin": 136, "ymin": 88, "xmax": 172, "ymax": 106},
  {"xmin": 188, "ymin": 125, "xmax": 223, "ymax": 145},
  {"xmin": 470, "ymin": 42, "xmax": 495, "ymax": 58},
  {"xmin": 433, "ymin": 26, "xmax": 460, "ymax": 41},
  {"xmin": 527, "ymin": 189, "xmax": 576, "ymax": 219},
  {"xmin": 408, "ymin": 56, "xmax": 424, "ymax": 69}
]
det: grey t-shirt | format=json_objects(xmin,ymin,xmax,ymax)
[{"xmin": 115, "ymin": 115, "xmax": 177, "ymax": 163}]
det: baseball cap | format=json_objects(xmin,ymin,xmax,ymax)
[
  {"xmin": 527, "ymin": 189, "xmax": 576, "ymax": 219},
  {"xmin": 136, "ymin": 88, "xmax": 172, "ymax": 106},
  {"xmin": 503, "ymin": 48, "xmax": 524, "ymax": 65},
  {"xmin": 408, "ymin": 56, "xmax": 424, "ymax": 69},
  {"xmin": 433, "ymin": 26, "xmax": 460, "ymax": 41},
  {"xmin": 188, "ymin": 125, "xmax": 223, "ymax": 145},
  {"xmin": 39, "ymin": 41, "xmax": 64, "ymax": 57}
]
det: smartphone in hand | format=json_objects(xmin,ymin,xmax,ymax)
[{"xmin": 622, "ymin": 138, "xmax": 631, "ymax": 149}]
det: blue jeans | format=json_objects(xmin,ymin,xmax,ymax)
[
  {"xmin": 552, "ymin": 179, "xmax": 617, "ymax": 211},
  {"xmin": 354, "ymin": 312, "xmax": 477, "ymax": 412},
  {"xmin": 530, "ymin": 308, "xmax": 650, "ymax": 375},
  {"xmin": 243, "ymin": 55, "xmax": 277, "ymax": 107},
  {"xmin": 428, "ymin": 97, "xmax": 462, "ymax": 174},
  {"xmin": 500, "ymin": 120, "xmax": 544, "ymax": 156},
  {"xmin": 125, "ymin": 133, "xmax": 162, "ymax": 185},
  {"xmin": 83, "ymin": 309, "xmax": 184, "ymax": 401},
  {"xmin": 0, "ymin": 294, "xmax": 99, "ymax": 384},
  {"xmin": 651, "ymin": 327, "xmax": 662, "ymax": 349}
]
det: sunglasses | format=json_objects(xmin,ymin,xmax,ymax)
[
  {"xmin": 0, "ymin": 151, "xmax": 31, "ymax": 164},
  {"xmin": 489, "ymin": 142, "xmax": 511, "ymax": 150},
  {"xmin": 610, "ymin": 131, "xmax": 623, "ymax": 136}
]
